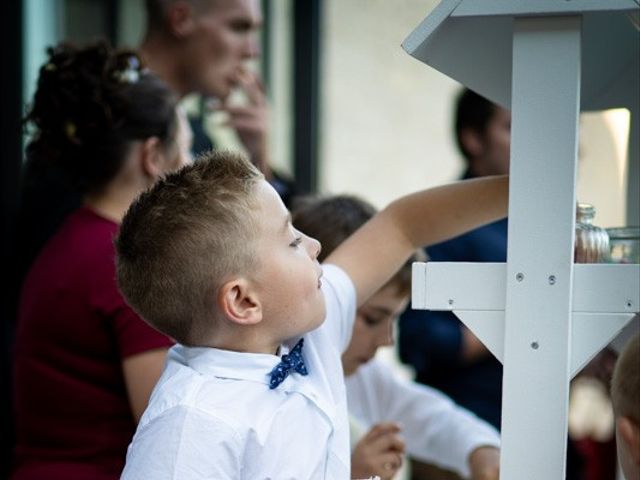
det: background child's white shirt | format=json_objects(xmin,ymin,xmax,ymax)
[
  {"xmin": 345, "ymin": 358, "xmax": 501, "ymax": 479},
  {"xmin": 121, "ymin": 264, "xmax": 356, "ymax": 480}
]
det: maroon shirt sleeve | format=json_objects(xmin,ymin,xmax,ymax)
[{"xmin": 90, "ymin": 231, "xmax": 174, "ymax": 358}]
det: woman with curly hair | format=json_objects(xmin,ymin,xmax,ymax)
[{"xmin": 11, "ymin": 41, "xmax": 191, "ymax": 479}]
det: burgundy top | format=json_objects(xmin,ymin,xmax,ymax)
[{"xmin": 12, "ymin": 207, "xmax": 173, "ymax": 479}]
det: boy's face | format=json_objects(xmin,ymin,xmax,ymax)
[
  {"xmin": 341, "ymin": 284, "xmax": 409, "ymax": 376},
  {"xmin": 251, "ymin": 180, "xmax": 326, "ymax": 343}
]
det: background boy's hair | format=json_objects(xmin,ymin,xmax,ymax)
[
  {"xmin": 611, "ymin": 330, "xmax": 640, "ymax": 423},
  {"xmin": 291, "ymin": 194, "xmax": 423, "ymax": 297},
  {"xmin": 115, "ymin": 151, "xmax": 263, "ymax": 345},
  {"xmin": 291, "ymin": 195, "xmax": 376, "ymax": 263}
]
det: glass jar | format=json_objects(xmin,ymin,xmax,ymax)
[
  {"xmin": 606, "ymin": 226, "xmax": 640, "ymax": 264},
  {"xmin": 574, "ymin": 203, "xmax": 610, "ymax": 263}
]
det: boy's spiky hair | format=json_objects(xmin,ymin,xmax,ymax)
[{"xmin": 116, "ymin": 150, "xmax": 263, "ymax": 345}]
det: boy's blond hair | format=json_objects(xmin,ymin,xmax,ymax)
[
  {"xmin": 611, "ymin": 330, "xmax": 640, "ymax": 423},
  {"xmin": 116, "ymin": 151, "xmax": 263, "ymax": 345}
]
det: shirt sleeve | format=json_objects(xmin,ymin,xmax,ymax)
[
  {"xmin": 346, "ymin": 359, "xmax": 500, "ymax": 478},
  {"xmin": 89, "ymin": 244, "xmax": 174, "ymax": 358},
  {"xmin": 112, "ymin": 302, "xmax": 175, "ymax": 358},
  {"xmin": 319, "ymin": 264, "xmax": 357, "ymax": 353}
]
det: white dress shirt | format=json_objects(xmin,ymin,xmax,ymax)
[
  {"xmin": 121, "ymin": 264, "xmax": 356, "ymax": 479},
  {"xmin": 345, "ymin": 359, "xmax": 500, "ymax": 478}
]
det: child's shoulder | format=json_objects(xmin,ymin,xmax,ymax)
[{"xmin": 143, "ymin": 353, "xmax": 272, "ymax": 431}]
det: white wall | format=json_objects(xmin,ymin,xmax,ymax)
[
  {"xmin": 320, "ymin": 0, "xmax": 629, "ymax": 229},
  {"xmin": 321, "ymin": 0, "xmax": 461, "ymax": 209}
]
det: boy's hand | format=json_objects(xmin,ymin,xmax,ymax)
[
  {"xmin": 351, "ymin": 422, "xmax": 405, "ymax": 480},
  {"xmin": 222, "ymin": 68, "xmax": 270, "ymax": 177},
  {"xmin": 469, "ymin": 446, "xmax": 500, "ymax": 480}
]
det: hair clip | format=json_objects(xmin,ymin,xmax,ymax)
[{"xmin": 113, "ymin": 56, "xmax": 141, "ymax": 84}]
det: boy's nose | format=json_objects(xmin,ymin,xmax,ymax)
[{"xmin": 308, "ymin": 236, "xmax": 322, "ymax": 260}]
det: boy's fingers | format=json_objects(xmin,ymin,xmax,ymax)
[
  {"xmin": 373, "ymin": 431, "xmax": 405, "ymax": 454},
  {"xmin": 361, "ymin": 424, "xmax": 405, "ymax": 455},
  {"xmin": 378, "ymin": 451, "xmax": 404, "ymax": 479},
  {"xmin": 364, "ymin": 422, "xmax": 402, "ymax": 441},
  {"xmin": 380, "ymin": 451, "xmax": 403, "ymax": 467}
]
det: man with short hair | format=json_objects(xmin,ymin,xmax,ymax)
[{"xmin": 140, "ymin": 0, "xmax": 296, "ymax": 204}]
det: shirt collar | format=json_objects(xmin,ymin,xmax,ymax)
[{"xmin": 169, "ymin": 339, "xmax": 302, "ymax": 387}]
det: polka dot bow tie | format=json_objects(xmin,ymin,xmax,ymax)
[{"xmin": 268, "ymin": 338, "xmax": 308, "ymax": 389}]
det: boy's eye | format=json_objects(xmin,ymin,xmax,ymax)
[
  {"xmin": 362, "ymin": 314, "xmax": 382, "ymax": 326},
  {"xmin": 290, "ymin": 237, "xmax": 302, "ymax": 248}
]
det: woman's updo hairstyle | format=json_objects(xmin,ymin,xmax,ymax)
[{"xmin": 24, "ymin": 40, "xmax": 179, "ymax": 193}]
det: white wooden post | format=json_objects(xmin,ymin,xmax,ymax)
[{"xmin": 500, "ymin": 16, "xmax": 582, "ymax": 478}]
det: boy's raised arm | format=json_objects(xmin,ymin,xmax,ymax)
[{"xmin": 324, "ymin": 175, "xmax": 509, "ymax": 307}]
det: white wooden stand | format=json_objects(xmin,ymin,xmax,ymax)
[{"xmin": 403, "ymin": 1, "xmax": 640, "ymax": 477}]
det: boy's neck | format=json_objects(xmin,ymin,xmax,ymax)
[{"xmin": 204, "ymin": 328, "xmax": 283, "ymax": 356}]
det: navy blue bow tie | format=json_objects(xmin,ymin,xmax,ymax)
[{"xmin": 268, "ymin": 338, "xmax": 308, "ymax": 389}]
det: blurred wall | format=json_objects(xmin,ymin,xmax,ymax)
[
  {"xmin": 322, "ymin": 0, "xmax": 461, "ymax": 208},
  {"xmin": 320, "ymin": 0, "xmax": 629, "ymax": 231}
]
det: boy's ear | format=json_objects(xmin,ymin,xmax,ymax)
[
  {"xmin": 618, "ymin": 416, "xmax": 640, "ymax": 465},
  {"xmin": 140, "ymin": 137, "xmax": 164, "ymax": 180},
  {"xmin": 218, "ymin": 278, "xmax": 263, "ymax": 326},
  {"xmin": 167, "ymin": 1, "xmax": 197, "ymax": 38},
  {"xmin": 459, "ymin": 127, "xmax": 485, "ymax": 159}
]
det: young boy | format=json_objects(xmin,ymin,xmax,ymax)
[
  {"xmin": 292, "ymin": 195, "xmax": 501, "ymax": 480},
  {"xmin": 115, "ymin": 150, "xmax": 508, "ymax": 478},
  {"xmin": 611, "ymin": 330, "xmax": 640, "ymax": 480}
]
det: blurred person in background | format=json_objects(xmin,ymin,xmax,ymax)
[
  {"xmin": 11, "ymin": 41, "xmax": 191, "ymax": 480},
  {"xmin": 398, "ymin": 88, "xmax": 510, "ymax": 433},
  {"xmin": 140, "ymin": 0, "xmax": 297, "ymax": 205}
]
